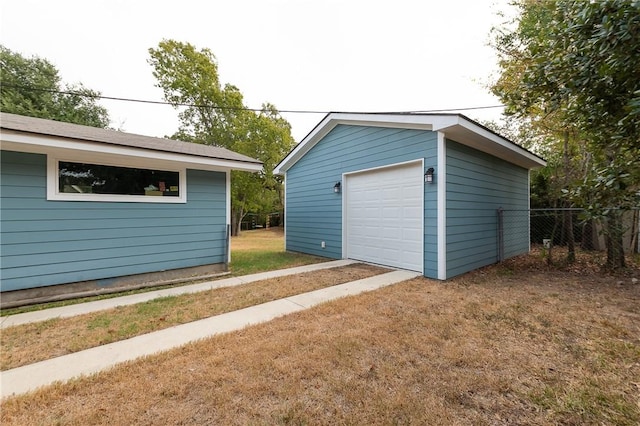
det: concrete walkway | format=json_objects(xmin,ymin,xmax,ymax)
[
  {"xmin": 1, "ymin": 262, "xmax": 420, "ymax": 398},
  {"xmin": 1, "ymin": 260, "xmax": 357, "ymax": 329}
]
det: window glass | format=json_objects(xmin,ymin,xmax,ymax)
[{"xmin": 58, "ymin": 161, "xmax": 180, "ymax": 197}]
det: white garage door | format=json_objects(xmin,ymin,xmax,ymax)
[{"xmin": 345, "ymin": 161, "xmax": 423, "ymax": 272}]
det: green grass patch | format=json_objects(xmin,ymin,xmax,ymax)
[
  {"xmin": 528, "ymin": 379, "xmax": 639, "ymax": 425},
  {"xmin": 230, "ymin": 250, "xmax": 325, "ymax": 276},
  {"xmin": 86, "ymin": 316, "xmax": 112, "ymax": 331}
]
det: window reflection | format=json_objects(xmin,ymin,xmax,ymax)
[{"xmin": 58, "ymin": 162, "xmax": 180, "ymax": 197}]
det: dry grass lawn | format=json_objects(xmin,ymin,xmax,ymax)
[
  {"xmin": 1, "ymin": 263, "xmax": 386, "ymax": 370},
  {"xmin": 231, "ymin": 227, "xmax": 285, "ymax": 251},
  {"xmin": 2, "ymin": 252, "xmax": 639, "ymax": 425}
]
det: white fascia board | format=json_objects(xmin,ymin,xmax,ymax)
[
  {"xmin": 327, "ymin": 112, "xmax": 440, "ymax": 130},
  {"xmin": 273, "ymin": 114, "xmax": 336, "ymax": 175},
  {"xmin": 1, "ymin": 132, "xmax": 263, "ymax": 173},
  {"xmin": 434, "ymin": 116, "xmax": 547, "ymax": 169},
  {"xmin": 273, "ymin": 112, "xmax": 545, "ymax": 174}
]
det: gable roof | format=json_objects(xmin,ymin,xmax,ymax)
[
  {"xmin": 274, "ymin": 112, "xmax": 546, "ymax": 174},
  {"xmin": 0, "ymin": 112, "xmax": 262, "ymax": 172}
]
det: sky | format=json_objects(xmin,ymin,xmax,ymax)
[{"xmin": 1, "ymin": 0, "xmax": 514, "ymax": 142}]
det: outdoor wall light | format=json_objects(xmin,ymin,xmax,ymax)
[
  {"xmin": 334, "ymin": 181, "xmax": 341, "ymax": 193},
  {"xmin": 424, "ymin": 167, "xmax": 435, "ymax": 183}
]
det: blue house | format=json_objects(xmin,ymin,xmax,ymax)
[
  {"xmin": 0, "ymin": 112, "xmax": 262, "ymax": 305},
  {"xmin": 274, "ymin": 113, "xmax": 546, "ymax": 280}
]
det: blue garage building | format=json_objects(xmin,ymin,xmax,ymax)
[{"xmin": 274, "ymin": 113, "xmax": 545, "ymax": 279}]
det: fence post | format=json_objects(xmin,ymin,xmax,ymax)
[
  {"xmin": 637, "ymin": 210, "xmax": 640, "ymax": 254},
  {"xmin": 497, "ymin": 207, "xmax": 504, "ymax": 262}
]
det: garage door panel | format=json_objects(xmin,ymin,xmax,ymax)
[
  {"xmin": 382, "ymin": 207, "xmax": 400, "ymax": 218},
  {"xmin": 381, "ymin": 227, "xmax": 400, "ymax": 239},
  {"xmin": 381, "ymin": 251, "xmax": 401, "ymax": 262},
  {"xmin": 381, "ymin": 237, "xmax": 403, "ymax": 247},
  {"xmin": 346, "ymin": 162, "xmax": 423, "ymax": 272},
  {"xmin": 360, "ymin": 227, "xmax": 379, "ymax": 238},
  {"xmin": 404, "ymin": 206, "xmax": 422, "ymax": 217},
  {"xmin": 401, "ymin": 253, "xmax": 423, "ymax": 266},
  {"xmin": 402, "ymin": 230, "xmax": 421, "ymax": 241},
  {"xmin": 403, "ymin": 218, "xmax": 422, "ymax": 228},
  {"xmin": 382, "ymin": 190, "xmax": 400, "ymax": 201}
]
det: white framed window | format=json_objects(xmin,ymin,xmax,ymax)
[{"xmin": 47, "ymin": 156, "xmax": 187, "ymax": 203}]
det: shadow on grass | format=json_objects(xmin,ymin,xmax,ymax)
[{"xmin": 230, "ymin": 250, "xmax": 328, "ymax": 276}]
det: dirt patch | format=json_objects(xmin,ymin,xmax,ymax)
[{"xmin": 1, "ymin": 263, "xmax": 387, "ymax": 371}]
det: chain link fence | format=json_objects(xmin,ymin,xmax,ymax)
[{"xmin": 498, "ymin": 208, "xmax": 640, "ymax": 262}]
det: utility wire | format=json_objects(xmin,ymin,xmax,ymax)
[{"xmin": 1, "ymin": 83, "xmax": 505, "ymax": 115}]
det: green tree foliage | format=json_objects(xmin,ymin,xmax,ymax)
[
  {"xmin": 485, "ymin": 116, "xmax": 583, "ymax": 263},
  {"xmin": 491, "ymin": 0, "xmax": 640, "ymax": 269},
  {"xmin": 148, "ymin": 39, "xmax": 295, "ymax": 236},
  {"xmin": 482, "ymin": 116, "xmax": 569, "ymax": 209},
  {"xmin": 0, "ymin": 45, "xmax": 110, "ymax": 128}
]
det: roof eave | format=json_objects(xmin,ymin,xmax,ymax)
[
  {"xmin": 433, "ymin": 116, "xmax": 547, "ymax": 169},
  {"xmin": 1, "ymin": 130, "xmax": 264, "ymax": 173},
  {"xmin": 273, "ymin": 112, "xmax": 545, "ymax": 174}
]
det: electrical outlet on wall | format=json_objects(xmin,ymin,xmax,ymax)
[{"xmin": 321, "ymin": 241, "xmax": 326, "ymax": 249}]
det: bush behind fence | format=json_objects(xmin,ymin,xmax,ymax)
[{"xmin": 499, "ymin": 208, "xmax": 640, "ymax": 260}]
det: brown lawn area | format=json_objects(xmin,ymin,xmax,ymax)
[
  {"xmin": 0, "ymin": 263, "xmax": 387, "ymax": 370},
  {"xmin": 1, "ymin": 243, "xmax": 639, "ymax": 425}
]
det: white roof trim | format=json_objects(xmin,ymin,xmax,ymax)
[
  {"xmin": 1, "ymin": 131, "xmax": 263, "ymax": 173},
  {"xmin": 273, "ymin": 113, "xmax": 546, "ymax": 174}
]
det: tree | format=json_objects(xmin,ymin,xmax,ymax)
[
  {"xmin": 0, "ymin": 45, "xmax": 110, "ymax": 128},
  {"xmin": 491, "ymin": 0, "xmax": 640, "ymax": 269},
  {"xmin": 230, "ymin": 104, "xmax": 294, "ymax": 236},
  {"xmin": 148, "ymin": 39, "xmax": 295, "ymax": 236}
]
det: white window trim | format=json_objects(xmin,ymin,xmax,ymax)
[{"xmin": 47, "ymin": 155, "xmax": 187, "ymax": 203}]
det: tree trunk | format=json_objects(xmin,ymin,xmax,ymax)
[
  {"xmin": 581, "ymin": 220, "xmax": 595, "ymax": 251},
  {"xmin": 629, "ymin": 209, "xmax": 639, "ymax": 255},
  {"xmin": 604, "ymin": 212, "xmax": 626, "ymax": 269},
  {"xmin": 564, "ymin": 207, "xmax": 575, "ymax": 263},
  {"xmin": 231, "ymin": 206, "xmax": 245, "ymax": 237},
  {"xmin": 562, "ymin": 131, "xmax": 575, "ymax": 263}
]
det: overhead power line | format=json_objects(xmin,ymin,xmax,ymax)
[{"xmin": 1, "ymin": 83, "xmax": 505, "ymax": 115}]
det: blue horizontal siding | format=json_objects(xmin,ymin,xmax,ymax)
[
  {"xmin": 7, "ymin": 257, "xmax": 217, "ymax": 289},
  {"xmin": 2, "ymin": 231, "xmax": 221, "ymax": 256},
  {"xmin": 445, "ymin": 140, "xmax": 529, "ymax": 278},
  {"xmin": 0, "ymin": 225, "xmax": 215, "ymax": 245},
  {"xmin": 2, "ymin": 240, "xmax": 223, "ymax": 270},
  {"xmin": 2, "ymin": 208, "xmax": 224, "ymax": 221},
  {"xmin": 1, "ymin": 150, "xmax": 228, "ymax": 291},
  {"xmin": 286, "ymin": 125, "xmax": 438, "ymax": 277}
]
